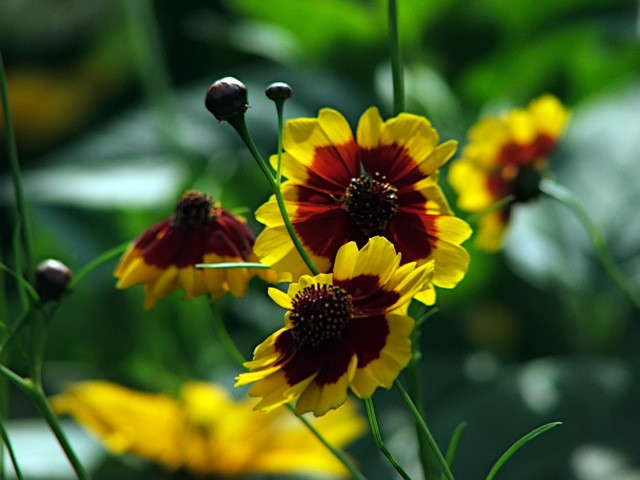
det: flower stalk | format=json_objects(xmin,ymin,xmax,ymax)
[
  {"xmin": 226, "ymin": 114, "xmax": 320, "ymax": 275},
  {"xmin": 388, "ymin": 0, "xmax": 405, "ymax": 115},
  {"xmin": 539, "ymin": 179, "xmax": 640, "ymax": 312}
]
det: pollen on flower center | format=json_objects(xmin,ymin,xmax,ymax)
[
  {"xmin": 289, "ymin": 284, "xmax": 352, "ymax": 347},
  {"xmin": 172, "ymin": 190, "xmax": 217, "ymax": 228},
  {"xmin": 344, "ymin": 175, "xmax": 398, "ymax": 236}
]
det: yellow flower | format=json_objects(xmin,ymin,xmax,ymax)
[
  {"xmin": 52, "ymin": 380, "xmax": 365, "ymax": 478},
  {"xmin": 236, "ymin": 236, "xmax": 433, "ymax": 416},
  {"xmin": 254, "ymin": 107, "xmax": 471, "ymax": 304},
  {"xmin": 448, "ymin": 95, "xmax": 569, "ymax": 251},
  {"xmin": 115, "ymin": 190, "xmax": 276, "ymax": 309}
]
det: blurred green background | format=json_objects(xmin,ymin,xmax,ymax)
[{"xmin": 1, "ymin": 0, "xmax": 640, "ymax": 478}]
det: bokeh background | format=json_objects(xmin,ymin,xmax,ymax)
[{"xmin": 1, "ymin": 0, "xmax": 640, "ymax": 478}]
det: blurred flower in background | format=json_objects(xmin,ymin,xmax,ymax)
[
  {"xmin": 52, "ymin": 380, "xmax": 366, "ymax": 477},
  {"xmin": 448, "ymin": 95, "xmax": 569, "ymax": 251},
  {"xmin": 115, "ymin": 190, "xmax": 276, "ymax": 309}
]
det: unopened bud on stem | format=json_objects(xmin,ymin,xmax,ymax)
[
  {"xmin": 205, "ymin": 77, "xmax": 248, "ymax": 122},
  {"xmin": 265, "ymin": 82, "xmax": 292, "ymax": 102},
  {"xmin": 35, "ymin": 259, "xmax": 73, "ymax": 302}
]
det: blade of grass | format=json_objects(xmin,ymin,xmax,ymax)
[{"xmin": 485, "ymin": 422, "xmax": 561, "ymax": 480}]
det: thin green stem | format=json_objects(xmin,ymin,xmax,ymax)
[
  {"xmin": 441, "ymin": 422, "xmax": 467, "ymax": 480},
  {"xmin": 196, "ymin": 262, "xmax": 270, "ymax": 269},
  {"xmin": 365, "ymin": 397, "xmax": 412, "ymax": 480},
  {"xmin": 0, "ymin": 366, "xmax": 90, "ymax": 480},
  {"xmin": 395, "ymin": 380, "xmax": 455, "ymax": 480},
  {"xmin": 208, "ymin": 303, "xmax": 246, "ymax": 368},
  {"xmin": 405, "ymin": 327, "xmax": 439, "ymax": 480},
  {"xmin": 274, "ymin": 99, "xmax": 286, "ymax": 185},
  {"xmin": 388, "ymin": 0, "xmax": 404, "ymax": 115},
  {"xmin": 208, "ymin": 305, "xmax": 367, "ymax": 480},
  {"xmin": 228, "ymin": 115, "xmax": 319, "ymax": 275},
  {"xmin": 0, "ymin": 48, "xmax": 34, "ymax": 300},
  {"xmin": 485, "ymin": 422, "xmax": 561, "ymax": 480},
  {"xmin": 0, "ymin": 263, "xmax": 40, "ymax": 304},
  {"xmin": 287, "ymin": 404, "xmax": 367, "ymax": 480},
  {"xmin": 539, "ymin": 179, "xmax": 640, "ymax": 312},
  {"xmin": 69, "ymin": 242, "xmax": 130, "ymax": 289},
  {"xmin": 466, "ymin": 194, "xmax": 516, "ymax": 224},
  {"xmin": 0, "ymin": 419, "xmax": 24, "ymax": 480},
  {"xmin": 120, "ymin": 0, "xmax": 205, "ymax": 180}
]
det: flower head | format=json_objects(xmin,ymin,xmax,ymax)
[
  {"xmin": 236, "ymin": 236, "xmax": 433, "ymax": 416},
  {"xmin": 52, "ymin": 380, "xmax": 365, "ymax": 477},
  {"xmin": 115, "ymin": 190, "xmax": 275, "ymax": 309},
  {"xmin": 254, "ymin": 107, "xmax": 471, "ymax": 304},
  {"xmin": 448, "ymin": 95, "xmax": 569, "ymax": 251}
]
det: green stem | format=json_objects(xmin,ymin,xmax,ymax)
[
  {"xmin": 0, "ymin": 47, "xmax": 34, "ymax": 301},
  {"xmin": 273, "ymin": 98, "xmax": 286, "ymax": 185},
  {"xmin": 120, "ymin": 0, "xmax": 205, "ymax": 179},
  {"xmin": 395, "ymin": 380, "xmax": 455, "ymax": 480},
  {"xmin": 0, "ymin": 418, "xmax": 24, "ymax": 480},
  {"xmin": 69, "ymin": 242, "xmax": 130, "ymax": 290},
  {"xmin": 466, "ymin": 194, "xmax": 516, "ymax": 224},
  {"xmin": 539, "ymin": 179, "xmax": 640, "ymax": 312},
  {"xmin": 0, "ymin": 366, "xmax": 90, "ymax": 480},
  {"xmin": 364, "ymin": 397, "xmax": 411, "ymax": 480},
  {"xmin": 405, "ymin": 327, "xmax": 439, "ymax": 480},
  {"xmin": 227, "ymin": 115, "xmax": 319, "ymax": 275},
  {"xmin": 208, "ymin": 305, "xmax": 367, "ymax": 480},
  {"xmin": 208, "ymin": 303, "xmax": 247, "ymax": 368},
  {"xmin": 287, "ymin": 404, "xmax": 368, "ymax": 480},
  {"xmin": 388, "ymin": 0, "xmax": 404, "ymax": 115}
]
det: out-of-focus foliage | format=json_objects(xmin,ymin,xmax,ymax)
[{"xmin": 1, "ymin": 0, "xmax": 640, "ymax": 478}]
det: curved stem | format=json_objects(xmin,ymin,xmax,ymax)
[
  {"xmin": 365, "ymin": 397, "xmax": 412, "ymax": 480},
  {"xmin": 69, "ymin": 242, "xmax": 130, "ymax": 290},
  {"xmin": 388, "ymin": 0, "xmax": 404, "ymax": 115},
  {"xmin": 466, "ymin": 194, "xmax": 516, "ymax": 224},
  {"xmin": 208, "ymin": 303, "xmax": 247, "ymax": 368},
  {"xmin": 395, "ymin": 380, "xmax": 455, "ymax": 480},
  {"xmin": 539, "ymin": 179, "xmax": 640, "ymax": 312},
  {"xmin": 287, "ymin": 404, "xmax": 367, "ymax": 480},
  {"xmin": 228, "ymin": 115, "xmax": 319, "ymax": 275},
  {"xmin": 1, "ymin": 419, "xmax": 24, "ymax": 480},
  {"xmin": 0, "ymin": 48, "xmax": 34, "ymax": 303},
  {"xmin": 0, "ymin": 366, "xmax": 90, "ymax": 480}
]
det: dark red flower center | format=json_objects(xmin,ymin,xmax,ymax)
[
  {"xmin": 289, "ymin": 284, "xmax": 353, "ymax": 347},
  {"xmin": 172, "ymin": 191, "xmax": 217, "ymax": 228},
  {"xmin": 344, "ymin": 175, "xmax": 398, "ymax": 236}
]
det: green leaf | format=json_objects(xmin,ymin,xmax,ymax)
[{"xmin": 485, "ymin": 422, "xmax": 562, "ymax": 480}]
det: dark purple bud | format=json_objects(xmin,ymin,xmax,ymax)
[
  {"xmin": 205, "ymin": 77, "xmax": 248, "ymax": 122},
  {"xmin": 36, "ymin": 259, "xmax": 73, "ymax": 302},
  {"xmin": 265, "ymin": 82, "xmax": 292, "ymax": 101}
]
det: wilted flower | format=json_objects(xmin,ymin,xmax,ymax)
[
  {"xmin": 448, "ymin": 94, "xmax": 569, "ymax": 251},
  {"xmin": 52, "ymin": 380, "xmax": 365, "ymax": 477},
  {"xmin": 115, "ymin": 190, "xmax": 275, "ymax": 309},
  {"xmin": 236, "ymin": 237, "xmax": 433, "ymax": 416},
  {"xmin": 253, "ymin": 107, "xmax": 471, "ymax": 305}
]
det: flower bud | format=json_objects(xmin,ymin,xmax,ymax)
[
  {"xmin": 205, "ymin": 77, "xmax": 248, "ymax": 122},
  {"xmin": 36, "ymin": 259, "xmax": 73, "ymax": 302},
  {"xmin": 265, "ymin": 82, "xmax": 292, "ymax": 101}
]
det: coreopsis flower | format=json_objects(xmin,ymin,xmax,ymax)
[
  {"xmin": 448, "ymin": 95, "xmax": 569, "ymax": 251},
  {"xmin": 51, "ymin": 380, "xmax": 365, "ymax": 477},
  {"xmin": 254, "ymin": 107, "xmax": 471, "ymax": 304},
  {"xmin": 236, "ymin": 236, "xmax": 433, "ymax": 416},
  {"xmin": 115, "ymin": 190, "xmax": 275, "ymax": 309}
]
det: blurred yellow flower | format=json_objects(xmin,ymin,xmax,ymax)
[
  {"xmin": 115, "ymin": 190, "xmax": 276, "ymax": 309},
  {"xmin": 52, "ymin": 380, "xmax": 366, "ymax": 477},
  {"xmin": 448, "ymin": 95, "xmax": 569, "ymax": 251}
]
